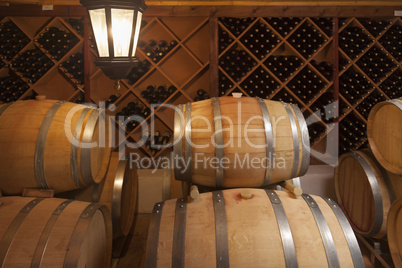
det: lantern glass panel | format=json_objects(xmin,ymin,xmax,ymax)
[
  {"xmin": 89, "ymin": 8, "xmax": 109, "ymax": 57},
  {"xmin": 132, "ymin": 11, "xmax": 143, "ymax": 57},
  {"xmin": 111, "ymin": 8, "xmax": 134, "ymax": 57}
]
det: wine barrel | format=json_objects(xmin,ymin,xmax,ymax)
[
  {"xmin": 367, "ymin": 99, "xmax": 402, "ymax": 174},
  {"xmin": 0, "ymin": 100, "xmax": 111, "ymax": 195},
  {"xmin": 145, "ymin": 188, "xmax": 364, "ymax": 267},
  {"xmin": 73, "ymin": 152, "xmax": 138, "ymax": 239},
  {"xmin": 173, "ymin": 96, "xmax": 310, "ymax": 188},
  {"xmin": 334, "ymin": 150, "xmax": 402, "ymax": 239},
  {"xmin": 387, "ymin": 198, "xmax": 402, "ymax": 267},
  {"xmin": 0, "ymin": 196, "xmax": 112, "ymax": 267}
]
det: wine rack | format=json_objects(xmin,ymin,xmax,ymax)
[
  {"xmin": 380, "ymin": 23, "xmax": 402, "ymax": 62},
  {"xmin": 338, "ymin": 111, "xmax": 367, "ymax": 155},
  {"xmin": 0, "ymin": 74, "xmax": 29, "ymax": 102},
  {"xmin": 339, "ymin": 67, "xmax": 374, "ymax": 106},
  {"xmin": 138, "ymin": 39, "xmax": 178, "ymax": 64},
  {"xmin": 379, "ymin": 69, "xmax": 402, "ymax": 99},
  {"xmin": 339, "ymin": 25, "xmax": 374, "ymax": 59},
  {"xmin": 337, "ymin": 17, "xmax": 402, "ymax": 154},
  {"xmin": 240, "ymin": 22, "xmax": 281, "ymax": 60},
  {"xmin": 125, "ymin": 59, "xmax": 151, "ymax": 85},
  {"xmin": 0, "ymin": 16, "xmax": 84, "ymax": 104},
  {"xmin": 218, "ymin": 16, "xmax": 401, "ymax": 157},
  {"xmin": 240, "ymin": 66, "xmax": 280, "ymax": 98},
  {"xmin": 0, "ymin": 15, "xmax": 209, "ymax": 159},
  {"xmin": 10, "ymin": 48, "xmax": 54, "ymax": 84},
  {"xmin": 65, "ymin": 18, "xmax": 84, "ymax": 37},
  {"xmin": 264, "ymin": 55, "xmax": 304, "ymax": 82},
  {"xmin": 0, "ymin": 14, "xmax": 401, "ymax": 161},
  {"xmin": 140, "ymin": 84, "xmax": 177, "ymax": 104},
  {"xmin": 309, "ymin": 91, "xmax": 335, "ymax": 124},
  {"xmin": 219, "ymin": 70, "xmax": 234, "ymax": 96},
  {"xmin": 265, "ymin": 17, "xmax": 303, "ymax": 37},
  {"xmin": 140, "ymin": 130, "xmax": 172, "ymax": 156},
  {"xmin": 0, "ymin": 20, "xmax": 30, "ymax": 61},
  {"xmin": 58, "ymin": 53, "xmax": 84, "ymax": 85},
  {"xmin": 220, "ymin": 46, "xmax": 257, "ymax": 82},
  {"xmin": 115, "ymin": 98, "xmax": 151, "ymax": 134},
  {"xmin": 218, "ymin": 16, "xmax": 335, "ymax": 159},
  {"xmin": 288, "ymin": 22, "xmax": 329, "ymax": 59},
  {"xmin": 92, "ymin": 16, "xmax": 211, "ymax": 158},
  {"xmin": 34, "ymin": 26, "xmax": 79, "ymax": 61}
]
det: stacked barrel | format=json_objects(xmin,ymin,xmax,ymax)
[
  {"xmin": 0, "ymin": 99, "xmax": 138, "ymax": 267},
  {"xmin": 64, "ymin": 151, "xmax": 139, "ymax": 257},
  {"xmin": 335, "ymin": 99, "xmax": 402, "ymax": 267},
  {"xmin": 145, "ymin": 96, "xmax": 364, "ymax": 267}
]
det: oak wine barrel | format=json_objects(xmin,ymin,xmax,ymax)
[
  {"xmin": 98, "ymin": 152, "xmax": 138, "ymax": 239},
  {"xmin": 173, "ymin": 96, "xmax": 310, "ymax": 188},
  {"xmin": 0, "ymin": 100, "xmax": 111, "ymax": 195},
  {"xmin": 387, "ymin": 198, "xmax": 402, "ymax": 267},
  {"xmin": 145, "ymin": 188, "xmax": 364, "ymax": 267},
  {"xmin": 367, "ymin": 99, "xmax": 402, "ymax": 174},
  {"xmin": 335, "ymin": 150, "xmax": 402, "ymax": 239},
  {"xmin": 0, "ymin": 196, "xmax": 112, "ymax": 267},
  {"xmin": 64, "ymin": 152, "xmax": 138, "ymax": 239}
]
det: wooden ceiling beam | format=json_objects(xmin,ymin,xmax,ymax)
[
  {"xmin": 1, "ymin": 0, "xmax": 402, "ymax": 6},
  {"xmin": 0, "ymin": 4, "xmax": 86, "ymax": 16},
  {"xmin": 144, "ymin": 5, "xmax": 402, "ymax": 17},
  {"xmin": 0, "ymin": 3, "xmax": 400, "ymax": 17}
]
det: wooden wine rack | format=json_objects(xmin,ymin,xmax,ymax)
[
  {"xmin": 0, "ymin": 14, "xmax": 401, "ymax": 161},
  {"xmin": 337, "ymin": 18, "xmax": 402, "ymax": 156},
  {"xmin": 108, "ymin": 17, "xmax": 211, "ymax": 158},
  {"xmin": 217, "ymin": 17, "xmax": 335, "ymax": 157}
]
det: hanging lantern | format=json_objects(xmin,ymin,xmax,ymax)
[{"xmin": 80, "ymin": 0, "xmax": 147, "ymax": 81}]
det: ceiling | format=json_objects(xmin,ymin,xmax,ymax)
[{"xmin": 1, "ymin": 0, "xmax": 402, "ymax": 6}]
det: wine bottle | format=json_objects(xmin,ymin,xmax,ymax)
[
  {"xmin": 105, "ymin": 94, "xmax": 118, "ymax": 107},
  {"xmin": 193, "ymin": 89, "xmax": 209, "ymax": 101},
  {"xmin": 141, "ymin": 131, "xmax": 151, "ymax": 147},
  {"xmin": 66, "ymin": 18, "xmax": 84, "ymax": 36},
  {"xmin": 125, "ymin": 59, "xmax": 150, "ymax": 85},
  {"xmin": 149, "ymin": 130, "xmax": 160, "ymax": 150},
  {"xmin": 169, "ymin": 40, "xmax": 178, "ymax": 49},
  {"xmin": 161, "ymin": 131, "xmax": 172, "ymax": 145},
  {"xmin": 167, "ymin": 85, "xmax": 176, "ymax": 94}
]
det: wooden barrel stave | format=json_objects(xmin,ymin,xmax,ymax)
[
  {"xmin": 0, "ymin": 100, "xmax": 57, "ymax": 193},
  {"xmin": 0, "ymin": 100, "xmax": 111, "ymax": 195},
  {"xmin": 0, "ymin": 196, "xmax": 112, "ymax": 268},
  {"xmin": 368, "ymin": 99, "xmax": 402, "ymax": 174},
  {"xmin": 174, "ymin": 97, "xmax": 310, "ymax": 188},
  {"xmin": 145, "ymin": 189, "xmax": 363, "ymax": 267},
  {"xmin": 98, "ymin": 153, "xmax": 138, "ymax": 238}
]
